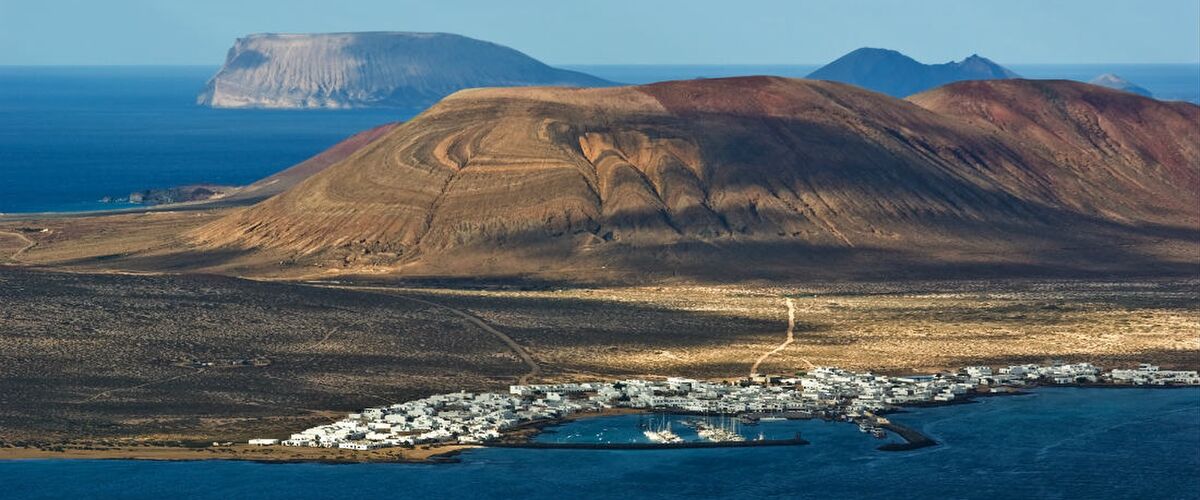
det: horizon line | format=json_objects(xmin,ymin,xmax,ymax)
[{"xmin": 2, "ymin": 61, "xmax": 1199, "ymax": 68}]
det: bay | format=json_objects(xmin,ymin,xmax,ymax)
[{"xmin": 2, "ymin": 388, "xmax": 1197, "ymax": 499}]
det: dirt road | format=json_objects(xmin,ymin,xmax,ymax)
[
  {"xmin": 0, "ymin": 229, "xmax": 36, "ymax": 263},
  {"xmin": 749, "ymin": 298, "xmax": 798, "ymax": 378},
  {"xmin": 310, "ymin": 284, "xmax": 542, "ymax": 385}
]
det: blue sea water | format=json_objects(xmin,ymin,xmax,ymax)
[
  {"xmin": 1009, "ymin": 64, "xmax": 1200, "ymax": 103},
  {"xmin": 567, "ymin": 63, "xmax": 1200, "ymax": 104},
  {"xmin": 0, "ymin": 66, "xmax": 404, "ymax": 213},
  {"xmin": 1, "ymin": 64, "xmax": 1196, "ymax": 214},
  {"xmin": 564, "ymin": 64, "xmax": 822, "ymax": 84},
  {"xmin": 2, "ymin": 388, "xmax": 1198, "ymax": 499}
]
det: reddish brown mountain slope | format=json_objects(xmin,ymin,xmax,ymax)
[
  {"xmin": 222, "ymin": 122, "xmax": 401, "ymax": 203},
  {"xmin": 909, "ymin": 79, "xmax": 1200, "ymax": 223},
  {"xmin": 189, "ymin": 77, "xmax": 1199, "ymax": 280}
]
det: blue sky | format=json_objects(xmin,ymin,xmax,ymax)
[{"xmin": 1, "ymin": 0, "xmax": 1198, "ymax": 65}]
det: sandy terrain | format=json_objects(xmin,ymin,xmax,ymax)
[
  {"xmin": 2, "ymin": 75, "xmax": 1196, "ymax": 464},
  {"xmin": 2, "ymin": 265, "xmax": 1195, "ymax": 455}
]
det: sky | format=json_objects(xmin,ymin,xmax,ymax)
[{"xmin": 1, "ymin": 0, "xmax": 1198, "ymax": 66}]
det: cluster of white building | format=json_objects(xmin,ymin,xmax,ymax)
[
  {"xmin": 794, "ymin": 367, "xmax": 977, "ymax": 410},
  {"xmin": 280, "ymin": 390, "xmax": 606, "ymax": 449},
  {"xmin": 263, "ymin": 361, "xmax": 1198, "ymax": 450},
  {"xmin": 1109, "ymin": 363, "xmax": 1200, "ymax": 385},
  {"xmin": 963, "ymin": 362, "xmax": 1102, "ymax": 385}
]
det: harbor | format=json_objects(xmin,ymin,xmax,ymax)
[
  {"xmin": 487, "ymin": 434, "xmax": 809, "ymax": 450},
  {"xmin": 8, "ymin": 387, "xmax": 1197, "ymax": 499},
  {"xmin": 256, "ymin": 362, "xmax": 1197, "ymax": 453}
]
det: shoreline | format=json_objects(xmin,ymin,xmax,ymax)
[
  {"xmin": 2, "ymin": 386, "xmax": 1194, "ymax": 464},
  {"xmin": 0, "ymin": 409, "xmax": 647, "ymax": 465},
  {"xmin": 0, "ymin": 444, "xmax": 475, "ymax": 465}
]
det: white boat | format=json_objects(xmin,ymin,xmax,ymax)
[
  {"xmin": 642, "ymin": 416, "xmax": 684, "ymax": 443},
  {"xmin": 696, "ymin": 417, "xmax": 746, "ymax": 442},
  {"xmin": 698, "ymin": 427, "xmax": 745, "ymax": 442},
  {"xmin": 643, "ymin": 429, "xmax": 684, "ymax": 443}
]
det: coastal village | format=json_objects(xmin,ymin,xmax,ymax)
[{"xmin": 255, "ymin": 363, "xmax": 1199, "ymax": 450}]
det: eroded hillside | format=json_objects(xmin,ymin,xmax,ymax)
[{"xmin": 186, "ymin": 77, "xmax": 1199, "ymax": 280}]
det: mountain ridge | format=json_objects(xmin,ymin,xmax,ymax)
[
  {"xmin": 187, "ymin": 76, "xmax": 1199, "ymax": 280},
  {"xmin": 807, "ymin": 47, "xmax": 1018, "ymax": 97}
]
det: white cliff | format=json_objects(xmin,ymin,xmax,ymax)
[{"xmin": 198, "ymin": 32, "xmax": 611, "ymax": 109}]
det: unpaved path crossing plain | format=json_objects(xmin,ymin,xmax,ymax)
[
  {"xmin": 310, "ymin": 284, "xmax": 542, "ymax": 385},
  {"xmin": 0, "ymin": 229, "xmax": 36, "ymax": 263},
  {"xmin": 749, "ymin": 298, "xmax": 798, "ymax": 378}
]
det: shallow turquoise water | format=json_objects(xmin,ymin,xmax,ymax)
[{"xmin": 3, "ymin": 388, "xmax": 1197, "ymax": 499}]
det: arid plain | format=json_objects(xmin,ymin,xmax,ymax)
[
  {"xmin": 2, "ymin": 217, "xmax": 1197, "ymax": 454},
  {"xmin": 1, "ymin": 76, "xmax": 1198, "ymax": 459}
]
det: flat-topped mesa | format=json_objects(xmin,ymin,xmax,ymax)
[
  {"xmin": 197, "ymin": 32, "xmax": 612, "ymax": 109},
  {"xmin": 189, "ymin": 76, "xmax": 1200, "ymax": 280}
]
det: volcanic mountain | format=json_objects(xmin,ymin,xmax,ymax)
[
  {"xmin": 808, "ymin": 48, "xmax": 1018, "ymax": 97},
  {"xmin": 197, "ymin": 32, "xmax": 611, "ymax": 109},
  {"xmin": 190, "ymin": 77, "xmax": 1199, "ymax": 281},
  {"xmin": 219, "ymin": 123, "xmax": 401, "ymax": 204},
  {"xmin": 1088, "ymin": 73, "xmax": 1153, "ymax": 98}
]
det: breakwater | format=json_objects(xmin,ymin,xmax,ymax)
[
  {"xmin": 877, "ymin": 422, "xmax": 936, "ymax": 451},
  {"xmin": 488, "ymin": 433, "xmax": 808, "ymax": 450}
]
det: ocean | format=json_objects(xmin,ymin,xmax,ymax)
[
  {"xmin": 565, "ymin": 63, "xmax": 1200, "ymax": 104},
  {"xmin": 1, "ymin": 64, "xmax": 1197, "ymax": 214},
  {"xmin": 0, "ymin": 66, "xmax": 404, "ymax": 214},
  {"xmin": 2, "ymin": 388, "xmax": 1197, "ymax": 499},
  {"xmin": 3, "ymin": 65, "xmax": 1199, "ymax": 498}
]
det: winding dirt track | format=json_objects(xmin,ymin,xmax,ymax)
[
  {"xmin": 310, "ymin": 284, "xmax": 542, "ymax": 385},
  {"xmin": 80, "ymin": 368, "xmax": 206, "ymax": 403},
  {"xmin": 0, "ymin": 230, "xmax": 36, "ymax": 263},
  {"xmin": 749, "ymin": 298, "xmax": 797, "ymax": 378}
]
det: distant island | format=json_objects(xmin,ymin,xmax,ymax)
[
  {"xmin": 197, "ymin": 32, "xmax": 613, "ymax": 109},
  {"xmin": 807, "ymin": 47, "xmax": 1018, "ymax": 97},
  {"xmin": 1089, "ymin": 73, "xmax": 1154, "ymax": 97}
]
